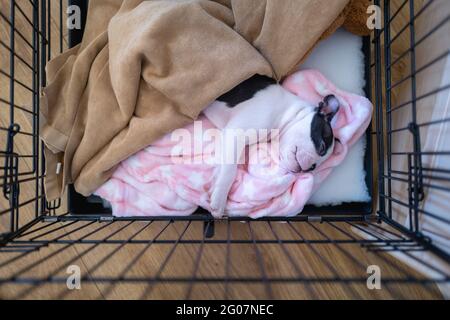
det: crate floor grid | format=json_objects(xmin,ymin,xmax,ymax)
[
  {"xmin": 1, "ymin": 217, "xmax": 448, "ymax": 299},
  {"xmin": 1, "ymin": 0, "xmax": 450, "ymax": 300}
]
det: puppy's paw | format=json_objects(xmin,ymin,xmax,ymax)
[{"xmin": 210, "ymin": 188, "xmax": 228, "ymax": 218}]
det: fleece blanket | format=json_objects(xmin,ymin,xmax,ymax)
[
  {"xmin": 39, "ymin": 0, "xmax": 368, "ymax": 202},
  {"xmin": 95, "ymin": 70, "xmax": 372, "ymax": 218}
]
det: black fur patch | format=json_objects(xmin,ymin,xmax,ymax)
[
  {"xmin": 311, "ymin": 113, "xmax": 334, "ymax": 156},
  {"xmin": 217, "ymin": 74, "xmax": 277, "ymax": 107}
]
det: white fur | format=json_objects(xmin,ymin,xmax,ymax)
[
  {"xmin": 308, "ymin": 137, "xmax": 370, "ymax": 205},
  {"xmin": 205, "ymin": 28, "xmax": 370, "ymax": 215},
  {"xmin": 300, "ymin": 28, "xmax": 370, "ymax": 205},
  {"xmin": 203, "ymin": 85, "xmax": 336, "ymax": 217}
]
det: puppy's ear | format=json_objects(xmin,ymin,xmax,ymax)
[
  {"xmin": 318, "ymin": 95, "xmax": 340, "ymax": 122},
  {"xmin": 316, "ymin": 101, "xmax": 325, "ymax": 112}
]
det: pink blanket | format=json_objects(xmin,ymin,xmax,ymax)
[{"xmin": 95, "ymin": 70, "xmax": 372, "ymax": 218}]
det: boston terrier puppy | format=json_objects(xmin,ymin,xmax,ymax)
[{"xmin": 203, "ymin": 74, "xmax": 340, "ymax": 217}]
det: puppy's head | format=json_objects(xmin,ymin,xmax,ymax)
[{"xmin": 280, "ymin": 95, "xmax": 340, "ymax": 173}]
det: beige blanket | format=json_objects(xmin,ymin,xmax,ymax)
[{"xmin": 40, "ymin": 0, "xmax": 354, "ymax": 200}]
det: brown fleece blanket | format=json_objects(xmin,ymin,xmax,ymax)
[{"xmin": 41, "ymin": 0, "xmax": 352, "ymax": 200}]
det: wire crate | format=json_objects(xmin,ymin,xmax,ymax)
[{"xmin": 0, "ymin": 0, "xmax": 449, "ymax": 299}]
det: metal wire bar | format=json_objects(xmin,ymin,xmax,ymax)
[
  {"xmin": 16, "ymin": 220, "xmax": 60, "ymax": 238},
  {"xmin": 287, "ymin": 222, "xmax": 359, "ymax": 299},
  {"xmin": 101, "ymin": 221, "xmax": 174, "ymax": 298},
  {"xmin": 410, "ymin": 0, "xmax": 423, "ymax": 235},
  {"xmin": 388, "ymin": 50, "xmax": 449, "ymax": 91},
  {"xmin": 47, "ymin": 0, "xmax": 51, "ymax": 60},
  {"xmin": 28, "ymin": 220, "xmax": 78, "ymax": 241},
  {"xmin": 139, "ymin": 221, "xmax": 192, "ymax": 299},
  {"xmin": 422, "ymin": 166, "xmax": 450, "ymax": 174},
  {"xmin": 0, "ymin": 175, "xmax": 45, "ymax": 191},
  {"xmin": 248, "ymin": 222, "xmax": 273, "ymax": 299},
  {"xmin": 389, "ymin": 116, "xmax": 450, "ymax": 134},
  {"xmin": 381, "ymin": 211, "xmax": 450, "ymax": 264},
  {"xmin": 390, "ymin": 168, "xmax": 450, "ymax": 183},
  {"xmin": 372, "ymin": 0, "xmax": 409, "ymax": 40},
  {"xmin": 0, "ymin": 221, "xmax": 447, "ymax": 293},
  {"xmin": 388, "ymin": 14, "xmax": 449, "ymax": 70},
  {"xmin": 387, "ymin": 0, "xmax": 436, "ymax": 48},
  {"xmin": 0, "ymin": 40, "xmax": 35, "ymax": 71},
  {"xmin": 0, "ymin": 11, "xmax": 36, "ymax": 50},
  {"xmin": 0, "ymin": 220, "xmax": 96, "ymax": 269},
  {"xmin": 186, "ymin": 221, "xmax": 211, "ymax": 299},
  {"xmin": 78, "ymin": 222, "xmax": 151, "ymax": 277},
  {"xmin": 385, "ymin": 0, "xmax": 393, "ymax": 219},
  {"xmin": 59, "ymin": 0, "xmax": 63, "ymax": 53},
  {"xmin": 4, "ymin": 221, "xmax": 108, "ymax": 281},
  {"xmin": 268, "ymin": 221, "xmax": 317, "ymax": 299},
  {"xmin": 14, "ymin": 1, "xmax": 45, "ymax": 38},
  {"xmin": 374, "ymin": 0, "xmax": 386, "ymax": 220},
  {"xmin": 0, "ymin": 97, "xmax": 35, "ymax": 114},
  {"xmin": 0, "ymin": 127, "xmax": 36, "ymax": 137},
  {"xmin": 224, "ymin": 219, "xmax": 231, "ymax": 299},
  {"xmin": 336, "ymin": 223, "xmax": 420, "ymax": 280},
  {"xmin": 9, "ymin": 1, "xmax": 15, "ymax": 129},
  {"xmin": 0, "ymin": 195, "xmax": 45, "ymax": 217},
  {"xmin": 388, "ymin": 84, "xmax": 450, "ymax": 113},
  {"xmin": 1, "ymin": 275, "xmax": 446, "ymax": 285},
  {"xmin": 24, "ymin": 214, "xmax": 371, "ymax": 223},
  {"xmin": 14, "ymin": 221, "xmax": 137, "ymax": 300},
  {"xmin": 391, "ymin": 150, "xmax": 450, "ymax": 155},
  {"xmin": 365, "ymin": 222, "xmax": 410, "ymax": 240},
  {"xmin": 14, "ymin": 2, "xmax": 36, "ymax": 31},
  {"xmin": 349, "ymin": 222, "xmax": 449, "ymax": 280},
  {"xmin": 11, "ymin": 237, "xmax": 412, "ymax": 245},
  {"xmin": 0, "ymin": 69, "xmax": 35, "ymax": 93}
]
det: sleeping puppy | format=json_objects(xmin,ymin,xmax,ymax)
[{"xmin": 203, "ymin": 74, "xmax": 340, "ymax": 217}]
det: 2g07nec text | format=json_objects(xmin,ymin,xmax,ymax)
[{"xmin": 220, "ymin": 304, "xmax": 274, "ymax": 315}]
